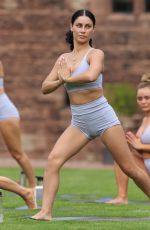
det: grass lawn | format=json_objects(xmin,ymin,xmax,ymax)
[{"xmin": 0, "ymin": 167, "xmax": 150, "ymax": 230}]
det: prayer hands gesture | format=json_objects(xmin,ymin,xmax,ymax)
[
  {"xmin": 126, "ymin": 131, "xmax": 142, "ymax": 150},
  {"xmin": 58, "ymin": 57, "xmax": 70, "ymax": 83}
]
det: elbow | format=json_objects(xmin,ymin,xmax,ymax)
[
  {"xmin": 88, "ymin": 75, "xmax": 97, "ymax": 82},
  {"xmin": 41, "ymin": 82, "xmax": 49, "ymax": 94},
  {"xmin": 42, "ymin": 89, "xmax": 48, "ymax": 95}
]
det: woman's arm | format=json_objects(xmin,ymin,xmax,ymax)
[
  {"xmin": 126, "ymin": 131, "xmax": 150, "ymax": 152},
  {"xmin": 59, "ymin": 49, "xmax": 104, "ymax": 83},
  {"xmin": 42, "ymin": 57, "xmax": 64, "ymax": 94},
  {"xmin": 138, "ymin": 144, "xmax": 150, "ymax": 152}
]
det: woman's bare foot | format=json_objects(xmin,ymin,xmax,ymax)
[
  {"xmin": 31, "ymin": 210, "xmax": 52, "ymax": 221},
  {"xmin": 23, "ymin": 188, "xmax": 37, "ymax": 209},
  {"xmin": 106, "ymin": 197, "xmax": 128, "ymax": 204}
]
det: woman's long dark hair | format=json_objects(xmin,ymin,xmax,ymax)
[{"xmin": 66, "ymin": 9, "xmax": 96, "ymax": 51}]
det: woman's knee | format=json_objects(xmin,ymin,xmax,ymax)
[
  {"xmin": 120, "ymin": 163, "xmax": 138, "ymax": 178},
  {"xmin": 9, "ymin": 148, "xmax": 23, "ymax": 160},
  {"xmin": 47, "ymin": 153, "xmax": 61, "ymax": 171}
]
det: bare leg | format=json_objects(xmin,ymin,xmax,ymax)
[
  {"xmin": 0, "ymin": 118, "xmax": 36, "ymax": 188},
  {"xmin": 107, "ymin": 162, "xmax": 129, "ymax": 204},
  {"xmin": 0, "ymin": 176, "xmax": 37, "ymax": 209},
  {"xmin": 101, "ymin": 125, "xmax": 150, "ymax": 198},
  {"xmin": 32, "ymin": 125, "xmax": 90, "ymax": 220},
  {"xmin": 108, "ymin": 152, "xmax": 150, "ymax": 204}
]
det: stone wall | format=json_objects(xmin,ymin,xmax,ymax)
[
  {"xmin": 0, "ymin": 0, "xmax": 70, "ymax": 158},
  {"xmin": 89, "ymin": 0, "xmax": 150, "ymax": 83},
  {"xmin": 0, "ymin": 0, "xmax": 149, "ymax": 163}
]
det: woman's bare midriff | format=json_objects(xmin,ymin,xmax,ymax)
[
  {"xmin": 0, "ymin": 87, "xmax": 4, "ymax": 95},
  {"xmin": 68, "ymin": 88, "xmax": 103, "ymax": 105}
]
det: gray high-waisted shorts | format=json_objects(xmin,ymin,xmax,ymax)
[
  {"xmin": 71, "ymin": 96, "xmax": 120, "ymax": 139},
  {"xmin": 0, "ymin": 93, "xmax": 20, "ymax": 120}
]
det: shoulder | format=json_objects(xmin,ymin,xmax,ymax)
[
  {"xmin": 0, "ymin": 60, "xmax": 4, "ymax": 76},
  {"xmin": 87, "ymin": 48, "xmax": 104, "ymax": 63},
  {"xmin": 57, "ymin": 52, "xmax": 70, "ymax": 61},
  {"xmin": 89, "ymin": 48, "xmax": 104, "ymax": 59},
  {"xmin": 91, "ymin": 48, "xmax": 104, "ymax": 55},
  {"xmin": 55, "ymin": 52, "xmax": 70, "ymax": 66}
]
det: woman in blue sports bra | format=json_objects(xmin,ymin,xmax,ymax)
[
  {"xmin": 108, "ymin": 73, "xmax": 150, "ymax": 204},
  {"xmin": 0, "ymin": 61, "xmax": 36, "ymax": 189},
  {"xmin": 32, "ymin": 9, "xmax": 150, "ymax": 220}
]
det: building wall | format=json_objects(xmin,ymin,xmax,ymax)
[
  {"xmin": 89, "ymin": 0, "xmax": 150, "ymax": 83},
  {"xmin": 0, "ymin": 0, "xmax": 71, "ymax": 159},
  {"xmin": 0, "ymin": 0, "xmax": 149, "ymax": 163}
]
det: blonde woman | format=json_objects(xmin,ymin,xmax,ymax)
[{"xmin": 108, "ymin": 73, "xmax": 150, "ymax": 204}]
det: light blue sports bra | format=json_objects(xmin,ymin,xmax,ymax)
[
  {"xmin": 64, "ymin": 49, "xmax": 103, "ymax": 93},
  {"xmin": 0, "ymin": 78, "xmax": 4, "ymax": 87},
  {"xmin": 140, "ymin": 125, "xmax": 150, "ymax": 144}
]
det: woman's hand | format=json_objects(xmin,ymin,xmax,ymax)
[
  {"xmin": 58, "ymin": 57, "xmax": 71, "ymax": 83},
  {"xmin": 126, "ymin": 131, "xmax": 142, "ymax": 150}
]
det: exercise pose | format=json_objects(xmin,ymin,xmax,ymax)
[
  {"xmin": 0, "ymin": 61, "xmax": 36, "ymax": 188},
  {"xmin": 32, "ymin": 10, "xmax": 150, "ymax": 220}
]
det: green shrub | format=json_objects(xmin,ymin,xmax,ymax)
[{"xmin": 104, "ymin": 83, "xmax": 137, "ymax": 116}]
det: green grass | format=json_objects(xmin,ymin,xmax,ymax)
[{"xmin": 0, "ymin": 167, "xmax": 150, "ymax": 230}]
